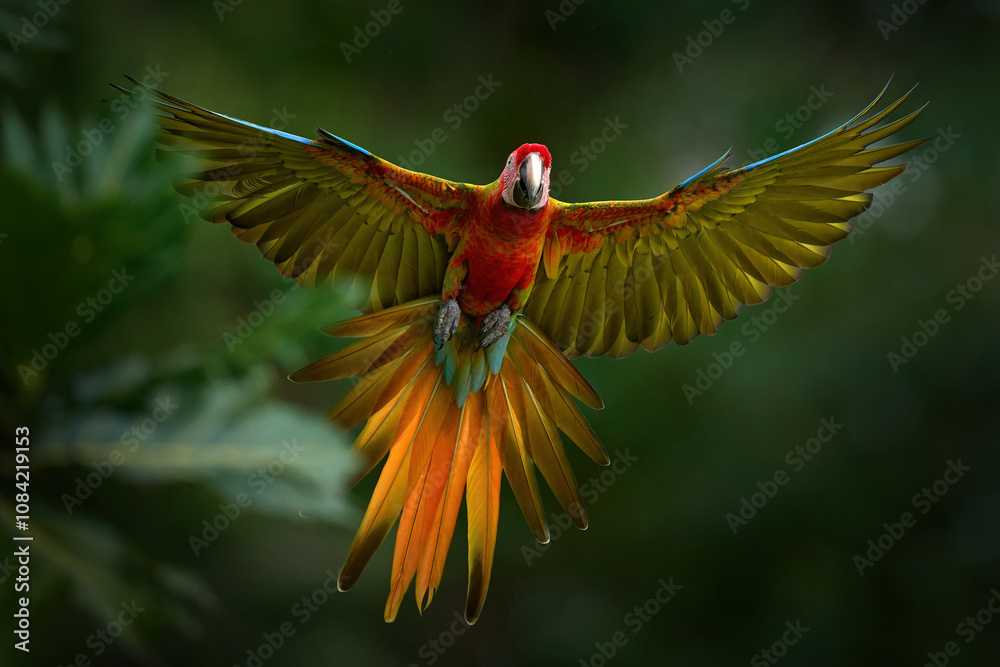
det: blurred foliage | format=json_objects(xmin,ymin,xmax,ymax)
[{"xmin": 1, "ymin": 0, "xmax": 999, "ymax": 665}]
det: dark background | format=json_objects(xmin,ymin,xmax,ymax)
[{"xmin": 1, "ymin": 0, "xmax": 998, "ymax": 665}]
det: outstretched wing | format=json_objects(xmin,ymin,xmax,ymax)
[
  {"xmin": 524, "ymin": 83, "xmax": 926, "ymax": 358},
  {"xmin": 127, "ymin": 77, "xmax": 479, "ymax": 313}
]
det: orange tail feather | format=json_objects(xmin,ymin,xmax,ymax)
[{"xmin": 292, "ymin": 297, "xmax": 607, "ymax": 623}]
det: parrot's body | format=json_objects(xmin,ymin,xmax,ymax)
[
  {"xmin": 446, "ymin": 147, "xmax": 553, "ymax": 317},
  {"xmin": 130, "ymin": 78, "xmax": 925, "ymax": 623}
]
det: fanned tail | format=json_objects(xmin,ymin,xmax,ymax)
[{"xmin": 291, "ymin": 296, "xmax": 608, "ymax": 623}]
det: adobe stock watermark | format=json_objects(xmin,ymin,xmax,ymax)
[
  {"xmin": 177, "ymin": 105, "xmax": 296, "ymax": 224},
  {"xmin": 61, "ymin": 396, "xmax": 179, "ymax": 514},
  {"xmin": 745, "ymin": 85, "xmax": 834, "ymax": 163},
  {"xmin": 887, "ymin": 254, "xmax": 998, "ymax": 373},
  {"xmin": 395, "ymin": 74, "xmax": 503, "ymax": 171},
  {"xmin": 188, "ymin": 439, "xmax": 305, "ymax": 556},
  {"xmin": 521, "ymin": 449, "xmax": 638, "ymax": 566},
  {"xmin": 849, "ymin": 126, "xmax": 960, "ymax": 244},
  {"xmin": 213, "ymin": 0, "xmax": 245, "ymax": 21},
  {"xmin": 17, "ymin": 268, "xmax": 135, "ymax": 385},
  {"xmin": 51, "ymin": 65, "xmax": 169, "ymax": 181},
  {"xmin": 750, "ymin": 620, "xmax": 810, "ymax": 667},
  {"xmin": 223, "ymin": 285, "xmax": 294, "ymax": 352},
  {"xmin": 408, "ymin": 611, "xmax": 472, "ymax": 667},
  {"xmin": 544, "ymin": 0, "xmax": 587, "ymax": 30},
  {"xmin": 578, "ymin": 578, "xmax": 683, "ymax": 667},
  {"xmin": 681, "ymin": 286, "xmax": 799, "ymax": 405},
  {"xmin": 877, "ymin": 0, "xmax": 928, "ymax": 40},
  {"xmin": 852, "ymin": 458, "xmax": 971, "ymax": 576},
  {"xmin": 6, "ymin": 0, "xmax": 71, "ymax": 55},
  {"xmin": 672, "ymin": 0, "xmax": 751, "ymax": 73},
  {"xmin": 922, "ymin": 588, "xmax": 1000, "ymax": 667},
  {"xmin": 547, "ymin": 116, "xmax": 628, "ymax": 200},
  {"xmin": 57, "ymin": 599, "xmax": 146, "ymax": 664},
  {"xmin": 234, "ymin": 568, "xmax": 340, "ymax": 667},
  {"xmin": 221, "ymin": 233, "xmax": 345, "ymax": 351},
  {"xmin": 726, "ymin": 417, "xmax": 843, "ymax": 535},
  {"xmin": 339, "ymin": 0, "xmax": 414, "ymax": 63}
]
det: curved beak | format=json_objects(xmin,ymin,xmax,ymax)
[{"xmin": 517, "ymin": 152, "xmax": 544, "ymax": 209}]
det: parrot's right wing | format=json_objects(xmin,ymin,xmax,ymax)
[
  {"xmin": 127, "ymin": 78, "xmax": 480, "ymax": 313},
  {"xmin": 526, "ymin": 83, "xmax": 926, "ymax": 358}
]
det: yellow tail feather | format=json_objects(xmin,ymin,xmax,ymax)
[{"xmin": 293, "ymin": 297, "xmax": 607, "ymax": 623}]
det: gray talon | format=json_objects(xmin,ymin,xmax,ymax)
[
  {"xmin": 435, "ymin": 299, "xmax": 462, "ymax": 346},
  {"xmin": 480, "ymin": 303, "xmax": 511, "ymax": 348}
]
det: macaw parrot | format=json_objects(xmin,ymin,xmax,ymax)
[{"xmin": 126, "ymin": 77, "xmax": 924, "ymax": 624}]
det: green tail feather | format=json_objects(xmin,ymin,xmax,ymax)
[
  {"xmin": 486, "ymin": 321, "xmax": 515, "ymax": 375},
  {"xmin": 469, "ymin": 350, "xmax": 489, "ymax": 395},
  {"xmin": 435, "ymin": 314, "xmax": 518, "ymax": 405}
]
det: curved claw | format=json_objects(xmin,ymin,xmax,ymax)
[
  {"xmin": 479, "ymin": 303, "xmax": 511, "ymax": 348},
  {"xmin": 435, "ymin": 299, "xmax": 462, "ymax": 347}
]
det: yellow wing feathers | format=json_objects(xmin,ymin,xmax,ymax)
[
  {"xmin": 526, "ymin": 84, "xmax": 925, "ymax": 358},
  {"xmin": 130, "ymin": 78, "xmax": 476, "ymax": 312}
]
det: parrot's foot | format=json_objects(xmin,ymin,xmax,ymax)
[
  {"xmin": 479, "ymin": 303, "xmax": 511, "ymax": 348},
  {"xmin": 434, "ymin": 299, "xmax": 462, "ymax": 347}
]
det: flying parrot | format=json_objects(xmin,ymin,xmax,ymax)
[{"xmin": 126, "ymin": 77, "xmax": 924, "ymax": 624}]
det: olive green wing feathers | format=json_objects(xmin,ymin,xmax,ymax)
[
  {"xmin": 525, "ymin": 83, "xmax": 926, "ymax": 358},
  {"xmin": 126, "ymin": 78, "xmax": 479, "ymax": 313}
]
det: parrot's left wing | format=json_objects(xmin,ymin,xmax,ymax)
[
  {"xmin": 525, "ymin": 84, "xmax": 926, "ymax": 358},
  {"xmin": 128, "ymin": 78, "xmax": 479, "ymax": 313}
]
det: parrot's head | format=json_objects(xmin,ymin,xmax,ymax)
[{"xmin": 501, "ymin": 143, "xmax": 552, "ymax": 211}]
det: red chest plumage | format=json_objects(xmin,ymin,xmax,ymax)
[{"xmin": 457, "ymin": 198, "xmax": 551, "ymax": 316}]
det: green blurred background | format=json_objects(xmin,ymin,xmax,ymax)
[{"xmin": 1, "ymin": 0, "xmax": 998, "ymax": 664}]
